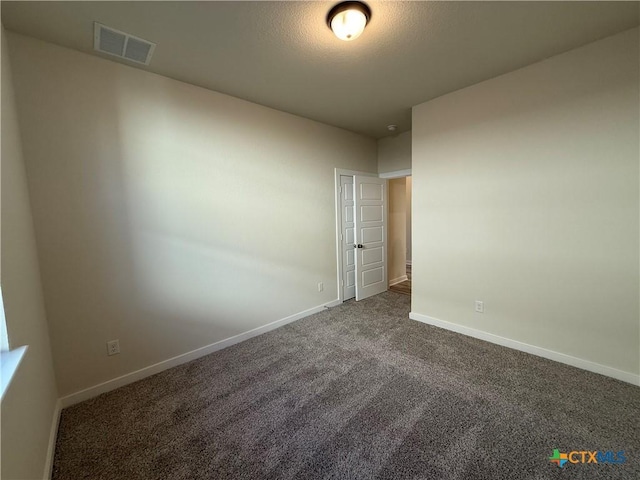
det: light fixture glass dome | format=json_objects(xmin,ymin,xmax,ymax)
[
  {"xmin": 331, "ymin": 9, "xmax": 367, "ymax": 41},
  {"xmin": 327, "ymin": 2, "xmax": 371, "ymax": 42}
]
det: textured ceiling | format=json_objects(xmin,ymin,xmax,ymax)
[{"xmin": 2, "ymin": 1, "xmax": 638, "ymax": 138}]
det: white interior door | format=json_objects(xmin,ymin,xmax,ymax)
[
  {"xmin": 354, "ymin": 175, "xmax": 387, "ymax": 300},
  {"xmin": 340, "ymin": 175, "xmax": 356, "ymax": 300}
]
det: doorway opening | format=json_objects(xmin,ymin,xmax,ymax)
[
  {"xmin": 388, "ymin": 176, "xmax": 411, "ymax": 297},
  {"xmin": 334, "ymin": 169, "xmax": 387, "ymax": 303}
]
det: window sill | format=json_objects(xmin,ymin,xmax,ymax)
[{"xmin": 1, "ymin": 345, "xmax": 28, "ymax": 401}]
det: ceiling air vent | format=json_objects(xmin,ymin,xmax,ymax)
[{"xmin": 93, "ymin": 22, "xmax": 155, "ymax": 65}]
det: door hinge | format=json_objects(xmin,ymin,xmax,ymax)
[{"xmin": 340, "ymin": 233, "xmax": 343, "ymax": 241}]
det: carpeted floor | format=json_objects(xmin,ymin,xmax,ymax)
[{"xmin": 53, "ymin": 291, "xmax": 639, "ymax": 480}]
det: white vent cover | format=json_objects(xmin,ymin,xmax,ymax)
[{"xmin": 94, "ymin": 22, "xmax": 155, "ymax": 65}]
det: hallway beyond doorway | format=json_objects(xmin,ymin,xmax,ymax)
[
  {"xmin": 389, "ymin": 264, "xmax": 411, "ymax": 296},
  {"xmin": 388, "ymin": 176, "xmax": 411, "ymax": 296}
]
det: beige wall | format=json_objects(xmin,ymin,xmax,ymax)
[
  {"xmin": 412, "ymin": 27, "xmax": 639, "ymax": 376},
  {"xmin": 405, "ymin": 176, "xmax": 412, "ymax": 263},
  {"xmin": 7, "ymin": 32, "xmax": 377, "ymax": 396},
  {"xmin": 1, "ymin": 27, "xmax": 59, "ymax": 479},
  {"xmin": 388, "ymin": 178, "xmax": 406, "ymax": 283},
  {"xmin": 378, "ymin": 131, "xmax": 411, "ymax": 174}
]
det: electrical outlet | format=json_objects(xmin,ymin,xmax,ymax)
[
  {"xmin": 475, "ymin": 301, "xmax": 484, "ymax": 314},
  {"xmin": 107, "ymin": 339, "xmax": 120, "ymax": 356},
  {"xmin": 318, "ymin": 282, "xmax": 324, "ymax": 292}
]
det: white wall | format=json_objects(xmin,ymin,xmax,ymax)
[
  {"xmin": 388, "ymin": 178, "xmax": 406, "ymax": 283},
  {"xmin": 1, "ymin": 27, "xmax": 59, "ymax": 479},
  {"xmin": 378, "ymin": 131, "xmax": 411, "ymax": 174},
  {"xmin": 412, "ymin": 27, "xmax": 639, "ymax": 379},
  {"xmin": 6, "ymin": 32, "xmax": 377, "ymax": 397}
]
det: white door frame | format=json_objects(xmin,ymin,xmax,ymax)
[
  {"xmin": 379, "ymin": 169, "xmax": 411, "ymax": 179},
  {"xmin": 334, "ymin": 168, "xmax": 379, "ymax": 304}
]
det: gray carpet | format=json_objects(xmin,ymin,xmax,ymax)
[{"xmin": 53, "ymin": 292, "xmax": 639, "ymax": 479}]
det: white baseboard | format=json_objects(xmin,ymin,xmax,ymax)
[
  {"xmin": 409, "ymin": 312, "xmax": 640, "ymax": 386},
  {"xmin": 60, "ymin": 299, "xmax": 341, "ymax": 408},
  {"xmin": 389, "ymin": 275, "xmax": 408, "ymax": 286},
  {"xmin": 44, "ymin": 399, "xmax": 62, "ymax": 479}
]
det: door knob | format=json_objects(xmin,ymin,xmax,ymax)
[{"xmin": 355, "ymin": 244, "xmax": 363, "ymax": 249}]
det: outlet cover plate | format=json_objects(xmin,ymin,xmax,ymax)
[{"xmin": 107, "ymin": 339, "xmax": 120, "ymax": 356}]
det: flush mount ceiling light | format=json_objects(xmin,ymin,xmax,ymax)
[{"xmin": 327, "ymin": 1, "xmax": 371, "ymax": 41}]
